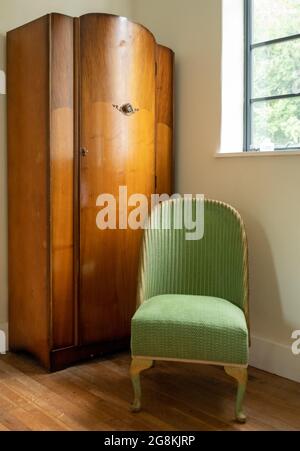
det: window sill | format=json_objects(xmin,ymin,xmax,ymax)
[{"xmin": 216, "ymin": 150, "xmax": 300, "ymax": 158}]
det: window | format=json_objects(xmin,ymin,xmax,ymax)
[{"xmin": 244, "ymin": 0, "xmax": 300, "ymax": 152}]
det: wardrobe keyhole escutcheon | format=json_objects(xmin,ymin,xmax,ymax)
[{"xmin": 113, "ymin": 103, "xmax": 140, "ymax": 116}]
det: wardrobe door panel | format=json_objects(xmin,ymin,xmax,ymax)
[
  {"xmin": 156, "ymin": 45, "xmax": 174, "ymax": 195},
  {"xmin": 79, "ymin": 14, "xmax": 156, "ymax": 344}
]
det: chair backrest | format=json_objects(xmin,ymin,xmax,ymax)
[{"xmin": 138, "ymin": 199, "xmax": 249, "ymax": 314}]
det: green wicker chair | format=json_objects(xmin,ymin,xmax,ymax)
[{"xmin": 130, "ymin": 199, "xmax": 250, "ymax": 423}]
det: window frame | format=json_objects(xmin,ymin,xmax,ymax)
[{"xmin": 244, "ymin": 0, "xmax": 300, "ymax": 152}]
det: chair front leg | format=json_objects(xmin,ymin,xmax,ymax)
[
  {"xmin": 130, "ymin": 358, "xmax": 154, "ymax": 413},
  {"xmin": 224, "ymin": 366, "xmax": 248, "ymax": 424}
]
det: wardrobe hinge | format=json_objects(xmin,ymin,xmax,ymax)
[{"xmin": 155, "ymin": 175, "xmax": 158, "ymax": 190}]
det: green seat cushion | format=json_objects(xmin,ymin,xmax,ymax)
[{"xmin": 131, "ymin": 295, "xmax": 249, "ymax": 365}]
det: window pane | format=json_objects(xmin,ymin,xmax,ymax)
[
  {"xmin": 252, "ymin": 39, "xmax": 300, "ymax": 98},
  {"xmin": 252, "ymin": 97, "xmax": 300, "ymax": 149},
  {"xmin": 253, "ymin": 0, "xmax": 300, "ymax": 44}
]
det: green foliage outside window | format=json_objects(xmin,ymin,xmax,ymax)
[{"xmin": 250, "ymin": 0, "xmax": 300, "ymax": 150}]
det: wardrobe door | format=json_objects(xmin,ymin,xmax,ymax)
[{"xmin": 79, "ymin": 14, "xmax": 156, "ymax": 344}]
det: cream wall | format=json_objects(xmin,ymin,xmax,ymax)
[
  {"xmin": 0, "ymin": 0, "xmax": 133, "ymax": 31},
  {"xmin": 0, "ymin": 0, "xmax": 134, "ymax": 327},
  {"xmin": 133, "ymin": 0, "xmax": 300, "ymax": 354}
]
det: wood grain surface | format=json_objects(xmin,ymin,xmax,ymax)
[{"xmin": 0, "ymin": 352, "xmax": 299, "ymax": 431}]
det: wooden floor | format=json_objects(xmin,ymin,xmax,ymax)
[{"xmin": 0, "ymin": 352, "xmax": 299, "ymax": 431}]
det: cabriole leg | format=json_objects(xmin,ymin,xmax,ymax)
[
  {"xmin": 224, "ymin": 366, "xmax": 248, "ymax": 423},
  {"xmin": 130, "ymin": 358, "xmax": 153, "ymax": 413}
]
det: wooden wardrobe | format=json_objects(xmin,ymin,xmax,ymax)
[{"xmin": 7, "ymin": 13, "xmax": 174, "ymax": 371}]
